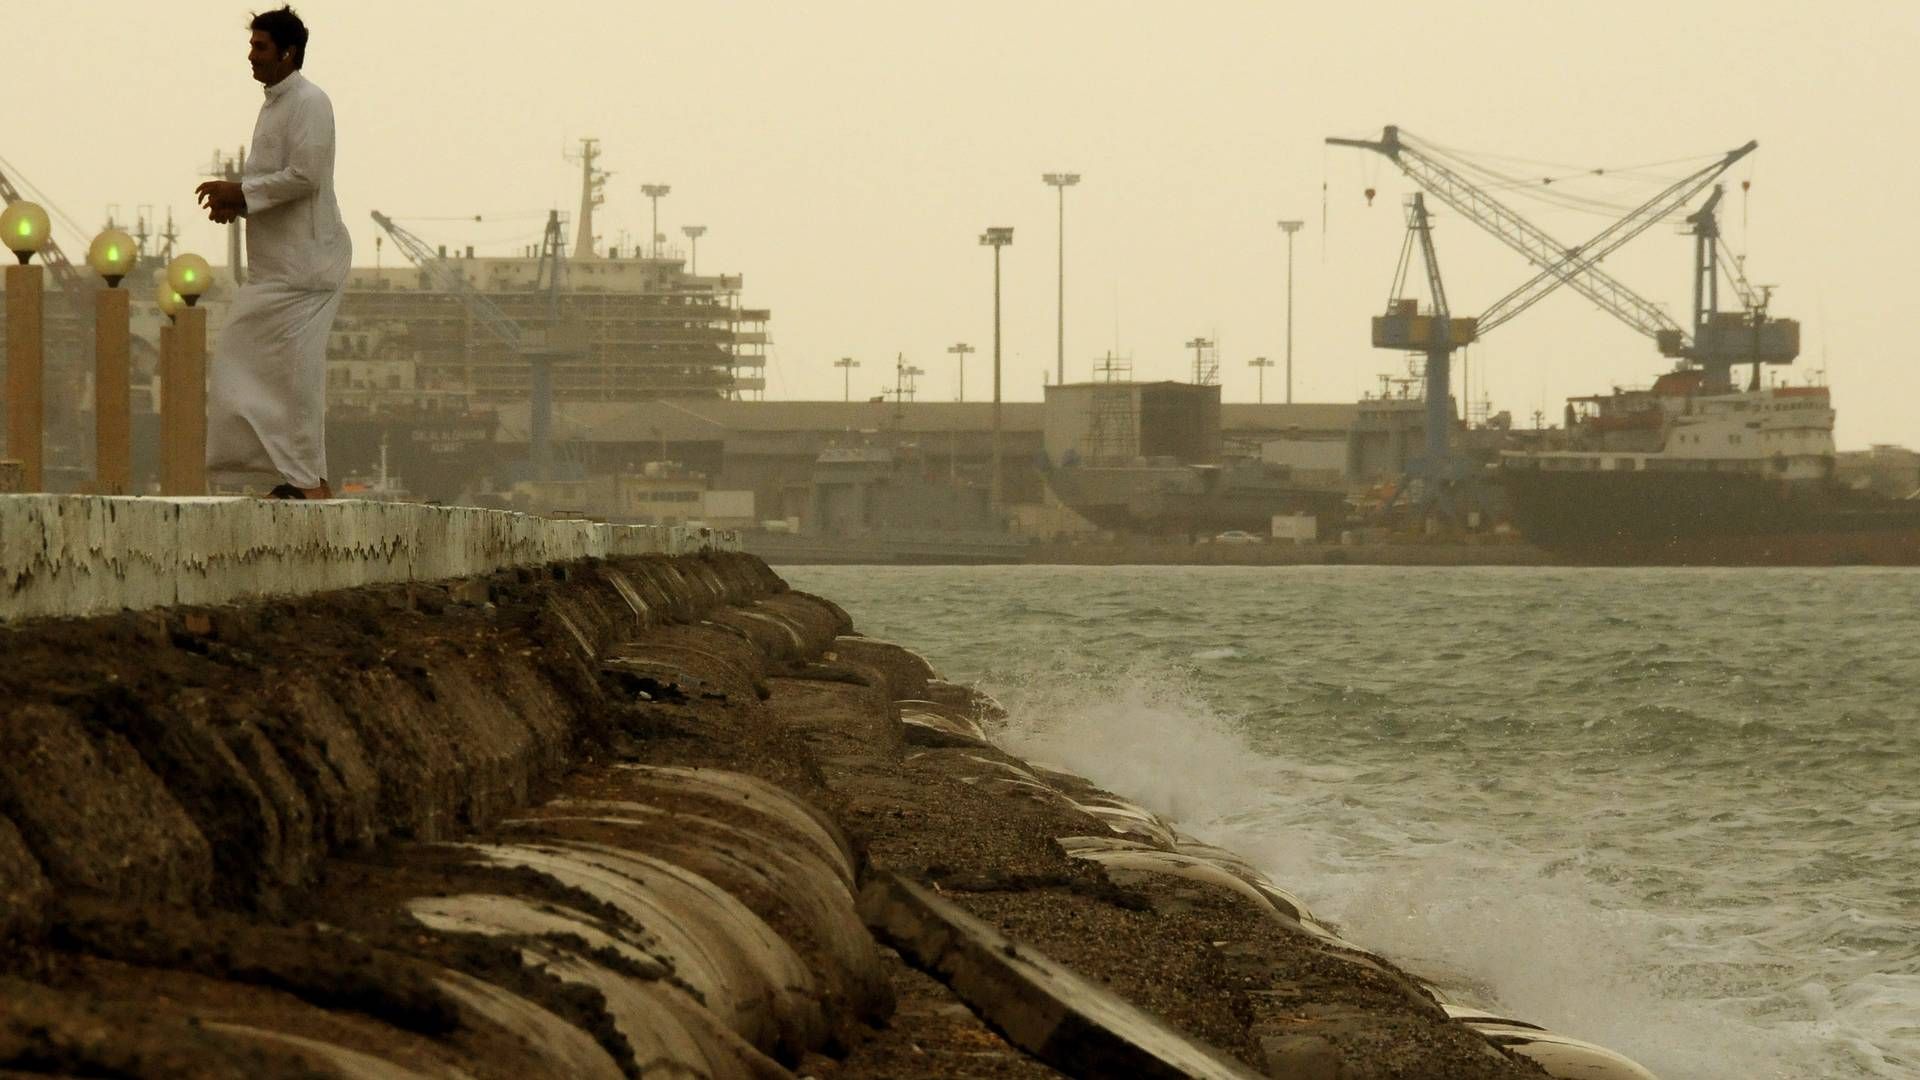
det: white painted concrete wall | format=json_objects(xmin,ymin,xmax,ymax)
[{"xmin": 0, "ymin": 495, "xmax": 739, "ymax": 623}]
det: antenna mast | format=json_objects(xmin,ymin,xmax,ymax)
[{"xmin": 565, "ymin": 138, "xmax": 609, "ymax": 260}]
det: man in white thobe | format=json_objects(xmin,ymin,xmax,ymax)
[{"xmin": 197, "ymin": 6, "xmax": 349, "ymax": 499}]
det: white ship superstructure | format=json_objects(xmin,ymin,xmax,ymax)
[{"xmin": 1504, "ymin": 370, "xmax": 1835, "ymax": 483}]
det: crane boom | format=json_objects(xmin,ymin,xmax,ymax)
[
  {"xmin": 1475, "ymin": 140, "xmax": 1754, "ymax": 335},
  {"xmin": 1328, "ymin": 126, "xmax": 1732, "ymax": 348},
  {"xmin": 369, "ymin": 210, "xmax": 523, "ymax": 351}
]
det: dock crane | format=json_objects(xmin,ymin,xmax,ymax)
[
  {"xmin": 1681, "ymin": 184, "xmax": 1795, "ymax": 391},
  {"xmin": 370, "ymin": 210, "xmax": 581, "ymax": 479},
  {"xmin": 1369, "ymin": 193, "xmax": 1478, "ymax": 517},
  {"xmin": 1327, "ymin": 126, "xmax": 1797, "ymax": 391},
  {"xmin": 1331, "ymin": 126, "xmax": 1800, "ymax": 517}
]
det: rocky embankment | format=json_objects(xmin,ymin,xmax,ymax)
[{"xmin": 0, "ymin": 552, "xmax": 1642, "ymax": 1077}]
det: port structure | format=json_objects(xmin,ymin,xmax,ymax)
[
  {"xmin": 1085, "ymin": 352, "xmax": 1136, "ymax": 465},
  {"xmin": 371, "ymin": 209, "xmax": 583, "ymax": 480},
  {"xmin": 1327, "ymin": 126, "xmax": 1796, "ymax": 393},
  {"xmin": 1372, "ymin": 194, "xmax": 1478, "ymax": 519},
  {"xmin": 1680, "ymin": 185, "xmax": 1797, "ymax": 391}
]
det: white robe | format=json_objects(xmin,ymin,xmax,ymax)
[{"xmin": 207, "ymin": 70, "xmax": 351, "ymax": 490}]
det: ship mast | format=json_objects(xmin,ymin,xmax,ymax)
[{"xmin": 566, "ymin": 137, "xmax": 608, "ymax": 260}]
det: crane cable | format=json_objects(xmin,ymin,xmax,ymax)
[{"xmin": 1405, "ymin": 133, "xmax": 1725, "ymax": 220}]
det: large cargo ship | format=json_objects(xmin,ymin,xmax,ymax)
[
  {"xmin": 322, "ymin": 139, "xmax": 770, "ymax": 502},
  {"xmin": 1499, "ymin": 370, "xmax": 1920, "ymax": 564}
]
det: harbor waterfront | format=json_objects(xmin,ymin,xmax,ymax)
[
  {"xmin": 0, "ymin": 495, "xmax": 1612, "ymax": 1076},
  {"xmin": 9, "ymin": 7, "xmax": 1920, "ymax": 1078},
  {"xmin": 782, "ymin": 563, "xmax": 1920, "ymax": 1080}
]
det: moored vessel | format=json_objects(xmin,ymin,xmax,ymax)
[{"xmin": 1500, "ymin": 371, "xmax": 1920, "ymax": 564}]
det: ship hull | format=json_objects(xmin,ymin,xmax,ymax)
[
  {"xmin": 327, "ymin": 412, "xmax": 499, "ymax": 502},
  {"xmin": 1046, "ymin": 465, "xmax": 1344, "ymax": 537},
  {"xmin": 1499, "ymin": 466, "xmax": 1920, "ymax": 565}
]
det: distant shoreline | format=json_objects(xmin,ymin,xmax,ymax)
[
  {"xmin": 1018, "ymin": 540, "xmax": 1555, "ymax": 566},
  {"xmin": 753, "ymin": 536, "xmax": 1920, "ymax": 568},
  {"xmin": 746, "ymin": 536, "xmax": 1556, "ymax": 567}
]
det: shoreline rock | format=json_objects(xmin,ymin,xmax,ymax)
[{"xmin": 0, "ymin": 551, "xmax": 1645, "ymax": 1077}]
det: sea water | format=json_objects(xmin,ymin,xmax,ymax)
[{"xmin": 781, "ymin": 565, "xmax": 1920, "ymax": 1079}]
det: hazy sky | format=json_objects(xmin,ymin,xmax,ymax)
[{"xmin": 12, "ymin": 2, "xmax": 1918, "ymax": 446}]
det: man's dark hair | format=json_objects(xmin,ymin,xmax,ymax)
[{"xmin": 249, "ymin": 6, "xmax": 308, "ymax": 69}]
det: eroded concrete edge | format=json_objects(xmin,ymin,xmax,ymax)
[{"xmin": 0, "ymin": 494, "xmax": 741, "ymax": 623}]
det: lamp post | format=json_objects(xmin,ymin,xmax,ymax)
[
  {"xmin": 1041, "ymin": 173, "xmax": 1080, "ymax": 387},
  {"xmin": 1277, "ymin": 219, "xmax": 1303, "ymax": 404},
  {"xmin": 979, "ymin": 226, "xmax": 1013, "ymax": 509},
  {"xmin": 87, "ymin": 228, "xmax": 137, "ymax": 493},
  {"xmin": 2, "ymin": 200, "xmax": 50, "ymax": 490},
  {"xmin": 834, "ymin": 356, "xmax": 859, "ymax": 402},
  {"xmin": 1186, "ymin": 336, "xmax": 1214, "ymax": 385},
  {"xmin": 641, "ymin": 184, "xmax": 671, "ymax": 257},
  {"xmin": 1249, "ymin": 356, "xmax": 1275, "ymax": 404},
  {"xmin": 165, "ymin": 254, "xmax": 211, "ymax": 495},
  {"xmin": 891, "ymin": 356, "xmax": 926, "ymax": 424},
  {"xmin": 946, "ymin": 342, "xmax": 974, "ymax": 402},
  {"xmin": 681, "ymin": 224, "xmax": 706, "ymax": 273}
]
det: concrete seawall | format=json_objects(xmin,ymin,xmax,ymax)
[
  {"xmin": 0, "ymin": 497, "xmax": 1650, "ymax": 1077},
  {"xmin": 0, "ymin": 494, "xmax": 739, "ymax": 623}
]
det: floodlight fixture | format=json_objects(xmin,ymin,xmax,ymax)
[
  {"xmin": 1, "ymin": 201, "xmax": 50, "ymax": 264},
  {"xmin": 166, "ymin": 253, "xmax": 212, "ymax": 304},
  {"xmin": 88, "ymin": 228, "xmax": 137, "ymax": 286}
]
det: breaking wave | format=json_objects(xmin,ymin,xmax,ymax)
[{"xmin": 786, "ymin": 564, "xmax": 1920, "ymax": 1078}]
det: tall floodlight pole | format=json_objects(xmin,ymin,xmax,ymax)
[
  {"xmin": 1248, "ymin": 356, "xmax": 1274, "ymax": 404},
  {"xmin": 946, "ymin": 342, "xmax": 975, "ymax": 401},
  {"xmin": 979, "ymin": 227, "xmax": 1014, "ymax": 509},
  {"xmin": 1185, "ymin": 336, "xmax": 1213, "ymax": 384},
  {"xmin": 1041, "ymin": 173, "xmax": 1080, "ymax": 386},
  {"xmin": 1278, "ymin": 219, "xmax": 1304, "ymax": 403},
  {"xmin": 642, "ymin": 183, "xmax": 671, "ymax": 257},
  {"xmin": 681, "ymin": 225, "xmax": 706, "ymax": 273},
  {"xmin": 834, "ymin": 356, "xmax": 859, "ymax": 402}
]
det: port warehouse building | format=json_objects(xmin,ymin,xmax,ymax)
[{"xmin": 482, "ymin": 394, "xmax": 1362, "ymax": 526}]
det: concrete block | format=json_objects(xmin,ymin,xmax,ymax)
[
  {"xmin": 531, "ymin": 947, "xmax": 790, "ymax": 1080},
  {"xmin": 0, "ymin": 705, "xmax": 213, "ymax": 905},
  {"xmin": 0, "ymin": 813, "xmax": 50, "ymax": 939},
  {"xmin": 1260, "ymin": 1033, "xmax": 1351, "ymax": 1079},
  {"xmin": 432, "ymin": 969, "xmax": 626, "ymax": 1080},
  {"xmin": 899, "ymin": 708, "xmax": 991, "ymax": 749},
  {"xmin": 859, "ymin": 871, "xmax": 1264, "ymax": 1079},
  {"xmin": 408, "ymin": 893, "xmax": 789, "ymax": 1079},
  {"xmin": 612, "ymin": 764, "xmax": 857, "ymax": 888},
  {"xmin": 0, "ymin": 495, "xmax": 175, "ymax": 620},
  {"xmin": 206, "ymin": 1024, "xmax": 443, "ymax": 1080},
  {"xmin": 1443, "ymin": 1006, "xmax": 1658, "ymax": 1079},
  {"xmin": 516, "ymin": 797, "xmax": 891, "ymax": 1023},
  {"xmin": 460, "ymin": 839, "xmax": 819, "ymax": 1057}
]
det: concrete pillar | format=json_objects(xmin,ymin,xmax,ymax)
[
  {"xmin": 94, "ymin": 288, "xmax": 132, "ymax": 494},
  {"xmin": 157, "ymin": 322, "xmax": 176, "ymax": 493},
  {"xmin": 169, "ymin": 306, "xmax": 208, "ymax": 495},
  {"xmin": 4, "ymin": 264, "xmax": 44, "ymax": 490}
]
